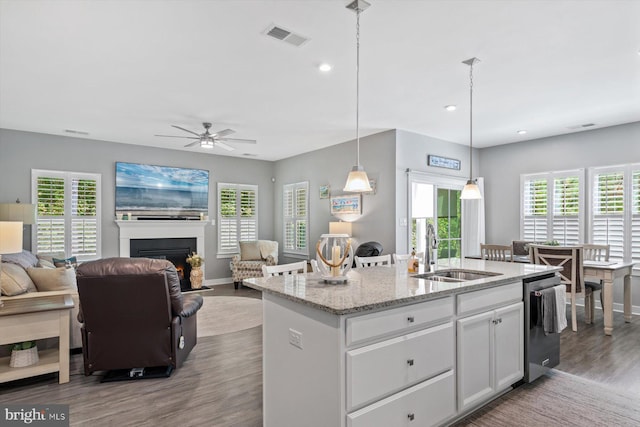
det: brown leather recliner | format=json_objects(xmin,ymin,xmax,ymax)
[{"xmin": 76, "ymin": 257, "xmax": 203, "ymax": 376}]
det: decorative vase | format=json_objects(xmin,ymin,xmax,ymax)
[
  {"xmin": 10, "ymin": 345, "xmax": 39, "ymax": 368},
  {"xmin": 190, "ymin": 266, "xmax": 203, "ymax": 289}
]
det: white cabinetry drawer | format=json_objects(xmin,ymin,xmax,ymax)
[
  {"xmin": 457, "ymin": 282, "xmax": 522, "ymax": 315},
  {"xmin": 346, "ymin": 296, "xmax": 453, "ymax": 346},
  {"xmin": 347, "ymin": 370, "xmax": 455, "ymax": 427},
  {"xmin": 346, "ymin": 322, "xmax": 453, "ymax": 411}
]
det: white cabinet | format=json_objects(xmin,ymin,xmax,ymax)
[{"xmin": 457, "ymin": 301, "xmax": 523, "ymax": 412}]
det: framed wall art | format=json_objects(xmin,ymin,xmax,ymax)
[
  {"xmin": 330, "ymin": 194, "xmax": 362, "ymax": 215},
  {"xmin": 319, "ymin": 184, "xmax": 330, "ymax": 199}
]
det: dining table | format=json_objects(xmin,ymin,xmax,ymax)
[{"xmin": 467, "ymin": 254, "xmax": 636, "ymax": 335}]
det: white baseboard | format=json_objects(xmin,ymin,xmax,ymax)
[
  {"xmin": 204, "ymin": 277, "xmax": 234, "ymax": 286},
  {"xmin": 574, "ymin": 299, "xmax": 640, "ymax": 316}
]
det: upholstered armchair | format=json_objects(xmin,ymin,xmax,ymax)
[
  {"xmin": 230, "ymin": 240, "xmax": 278, "ymax": 288},
  {"xmin": 76, "ymin": 257, "xmax": 203, "ymax": 377}
]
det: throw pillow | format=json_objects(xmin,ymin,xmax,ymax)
[
  {"xmin": 53, "ymin": 256, "xmax": 78, "ymax": 269},
  {"xmin": 0, "ymin": 263, "xmax": 37, "ymax": 296},
  {"xmin": 1, "ymin": 250, "xmax": 39, "ymax": 269},
  {"xmin": 258, "ymin": 240, "xmax": 279, "ymax": 264},
  {"xmin": 240, "ymin": 241, "xmax": 261, "ymax": 261},
  {"xmin": 26, "ymin": 267, "xmax": 77, "ymax": 292}
]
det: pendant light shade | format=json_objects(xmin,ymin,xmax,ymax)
[
  {"xmin": 460, "ymin": 57, "xmax": 482, "ymax": 200},
  {"xmin": 343, "ymin": 0, "xmax": 372, "ymax": 193}
]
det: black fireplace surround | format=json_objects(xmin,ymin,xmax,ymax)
[{"xmin": 130, "ymin": 237, "xmax": 197, "ymax": 291}]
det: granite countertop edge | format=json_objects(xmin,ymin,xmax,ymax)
[{"xmin": 243, "ymin": 266, "xmax": 560, "ymax": 316}]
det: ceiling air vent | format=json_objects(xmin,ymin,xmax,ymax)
[
  {"xmin": 263, "ymin": 24, "xmax": 309, "ymax": 47},
  {"xmin": 567, "ymin": 123, "xmax": 596, "ymax": 130},
  {"xmin": 64, "ymin": 129, "xmax": 89, "ymax": 135}
]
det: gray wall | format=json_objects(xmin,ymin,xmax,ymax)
[
  {"xmin": 274, "ymin": 130, "xmax": 397, "ymax": 262},
  {"xmin": 395, "ymin": 129, "xmax": 479, "ymax": 253},
  {"xmin": 0, "ymin": 128, "xmax": 275, "ymax": 280}
]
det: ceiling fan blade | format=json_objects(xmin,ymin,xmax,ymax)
[
  {"xmin": 219, "ymin": 137, "xmax": 257, "ymax": 144},
  {"xmin": 214, "ymin": 141, "xmax": 235, "ymax": 151},
  {"xmin": 211, "ymin": 128, "xmax": 235, "ymax": 138},
  {"xmin": 155, "ymin": 134, "xmax": 199, "ymax": 139},
  {"xmin": 184, "ymin": 140, "xmax": 202, "ymax": 148},
  {"xmin": 171, "ymin": 125, "xmax": 202, "ymax": 137}
]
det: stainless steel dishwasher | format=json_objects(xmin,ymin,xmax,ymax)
[{"xmin": 523, "ymin": 273, "xmax": 561, "ymax": 382}]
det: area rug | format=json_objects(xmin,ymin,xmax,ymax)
[
  {"xmin": 197, "ymin": 296, "xmax": 262, "ymax": 337},
  {"xmin": 454, "ymin": 369, "xmax": 640, "ymax": 426}
]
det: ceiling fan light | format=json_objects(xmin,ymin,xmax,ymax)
[
  {"xmin": 343, "ymin": 165, "xmax": 372, "ymax": 192},
  {"xmin": 461, "ymin": 179, "xmax": 482, "ymax": 200}
]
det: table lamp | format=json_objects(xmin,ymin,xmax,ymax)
[{"xmin": 1, "ymin": 221, "xmax": 24, "ymax": 305}]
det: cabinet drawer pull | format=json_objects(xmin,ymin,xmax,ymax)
[
  {"xmin": 407, "ymin": 315, "xmax": 415, "ymax": 323},
  {"xmin": 407, "ymin": 413, "xmax": 415, "ymax": 421},
  {"xmin": 407, "ymin": 359, "xmax": 414, "ymax": 366}
]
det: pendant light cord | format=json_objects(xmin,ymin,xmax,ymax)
[
  {"xmin": 355, "ymin": 8, "xmax": 361, "ymax": 166},
  {"xmin": 469, "ymin": 60, "xmax": 474, "ymax": 181}
]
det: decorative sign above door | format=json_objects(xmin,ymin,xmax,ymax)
[{"xmin": 427, "ymin": 155, "xmax": 461, "ymax": 170}]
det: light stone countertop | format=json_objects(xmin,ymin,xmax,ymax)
[{"xmin": 243, "ymin": 258, "xmax": 560, "ymax": 315}]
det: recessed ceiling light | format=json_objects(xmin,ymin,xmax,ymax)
[
  {"xmin": 517, "ymin": 130, "xmax": 527, "ymax": 135},
  {"xmin": 444, "ymin": 105, "xmax": 457, "ymax": 111},
  {"xmin": 319, "ymin": 63, "xmax": 332, "ymax": 72}
]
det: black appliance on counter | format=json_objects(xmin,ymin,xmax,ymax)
[{"xmin": 523, "ymin": 273, "xmax": 562, "ymax": 382}]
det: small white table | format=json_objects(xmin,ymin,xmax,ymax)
[
  {"xmin": 0, "ymin": 291, "xmax": 74, "ymax": 384},
  {"xmin": 583, "ymin": 261, "xmax": 636, "ymax": 336}
]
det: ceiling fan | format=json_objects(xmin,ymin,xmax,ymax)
[{"xmin": 155, "ymin": 122, "xmax": 257, "ymax": 151}]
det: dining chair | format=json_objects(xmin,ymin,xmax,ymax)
[
  {"xmin": 355, "ymin": 254, "xmax": 392, "ymax": 268},
  {"xmin": 529, "ymin": 244, "xmax": 586, "ymax": 332},
  {"xmin": 262, "ymin": 261, "xmax": 308, "ymax": 278},
  {"xmin": 583, "ymin": 243, "xmax": 610, "ymax": 322},
  {"xmin": 480, "ymin": 244, "xmax": 513, "ymax": 262},
  {"xmin": 309, "ymin": 259, "xmax": 319, "ymax": 273}
]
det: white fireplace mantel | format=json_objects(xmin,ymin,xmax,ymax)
[{"xmin": 116, "ymin": 220, "xmax": 209, "ymax": 261}]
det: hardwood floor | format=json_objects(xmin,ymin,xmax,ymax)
[{"xmin": 2, "ymin": 285, "xmax": 639, "ymax": 426}]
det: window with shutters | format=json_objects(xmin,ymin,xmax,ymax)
[
  {"xmin": 589, "ymin": 164, "xmax": 639, "ymax": 263},
  {"xmin": 31, "ymin": 169, "xmax": 101, "ymax": 260},
  {"xmin": 283, "ymin": 182, "xmax": 309, "ymax": 256},
  {"xmin": 521, "ymin": 170, "xmax": 583, "ymax": 245},
  {"xmin": 217, "ymin": 183, "xmax": 258, "ymax": 256}
]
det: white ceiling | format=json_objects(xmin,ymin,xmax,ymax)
[{"xmin": 1, "ymin": 0, "xmax": 639, "ymax": 161}]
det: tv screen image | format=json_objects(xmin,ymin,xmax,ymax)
[{"xmin": 115, "ymin": 162, "xmax": 209, "ymax": 218}]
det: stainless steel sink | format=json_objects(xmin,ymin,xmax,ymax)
[{"xmin": 413, "ymin": 269, "xmax": 502, "ymax": 282}]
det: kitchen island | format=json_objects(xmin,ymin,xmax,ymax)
[{"xmin": 244, "ymin": 259, "xmax": 559, "ymax": 427}]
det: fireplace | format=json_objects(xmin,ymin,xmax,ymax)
[{"xmin": 130, "ymin": 237, "xmax": 196, "ymax": 291}]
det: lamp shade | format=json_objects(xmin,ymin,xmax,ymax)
[
  {"xmin": 460, "ymin": 180, "xmax": 482, "ymax": 200},
  {"xmin": 0, "ymin": 221, "xmax": 23, "ymax": 254},
  {"xmin": 343, "ymin": 166, "xmax": 372, "ymax": 192},
  {"xmin": 0, "ymin": 203, "xmax": 37, "ymax": 224},
  {"xmin": 329, "ymin": 221, "xmax": 353, "ymax": 236}
]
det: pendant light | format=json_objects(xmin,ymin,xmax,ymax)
[
  {"xmin": 460, "ymin": 57, "xmax": 482, "ymax": 200},
  {"xmin": 343, "ymin": 0, "xmax": 372, "ymax": 193}
]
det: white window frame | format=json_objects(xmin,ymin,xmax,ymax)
[
  {"xmin": 520, "ymin": 169, "xmax": 584, "ymax": 245},
  {"xmin": 283, "ymin": 181, "xmax": 309, "ymax": 257},
  {"xmin": 217, "ymin": 183, "xmax": 258, "ymax": 257},
  {"xmin": 31, "ymin": 169, "xmax": 102, "ymax": 261},
  {"xmin": 587, "ymin": 163, "xmax": 639, "ymax": 263}
]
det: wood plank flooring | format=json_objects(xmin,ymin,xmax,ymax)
[{"xmin": 2, "ymin": 285, "xmax": 639, "ymax": 426}]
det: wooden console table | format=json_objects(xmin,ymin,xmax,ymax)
[{"xmin": 0, "ymin": 290, "xmax": 74, "ymax": 384}]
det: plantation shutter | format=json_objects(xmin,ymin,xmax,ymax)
[
  {"xmin": 217, "ymin": 183, "xmax": 258, "ymax": 255},
  {"xmin": 283, "ymin": 182, "xmax": 309, "ymax": 255},
  {"xmin": 552, "ymin": 176, "xmax": 580, "ymax": 245},
  {"xmin": 71, "ymin": 177, "xmax": 98, "ymax": 257},
  {"xmin": 631, "ymin": 170, "xmax": 640, "ymax": 263},
  {"xmin": 283, "ymin": 185, "xmax": 295, "ymax": 250},
  {"xmin": 522, "ymin": 178, "xmax": 548, "ymax": 241},
  {"xmin": 36, "ymin": 175, "xmax": 66, "ymax": 254},
  {"xmin": 240, "ymin": 188, "xmax": 257, "ymax": 241},
  {"xmin": 33, "ymin": 170, "xmax": 101, "ymax": 260},
  {"xmin": 592, "ymin": 171, "xmax": 625, "ymax": 260}
]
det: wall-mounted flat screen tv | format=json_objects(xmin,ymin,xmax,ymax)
[{"xmin": 115, "ymin": 162, "xmax": 209, "ymax": 218}]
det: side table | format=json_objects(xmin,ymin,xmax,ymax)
[{"xmin": 0, "ymin": 290, "xmax": 74, "ymax": 384}]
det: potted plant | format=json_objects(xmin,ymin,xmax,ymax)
[
  {"xmin": 9, "ymin": 341, "xmax": 39, "ymax": 368},
  {"xmin": 186, "ymin": 252, "xmax": 204, "ymax": 289}
]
